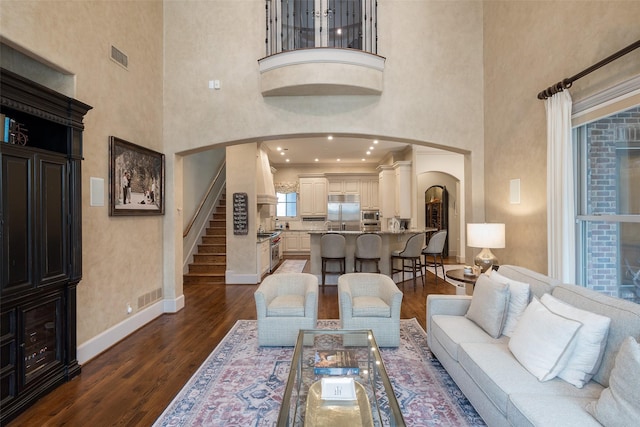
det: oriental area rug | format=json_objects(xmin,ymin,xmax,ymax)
[{"xmin": 153, "ymin": 319, "xmax": 485, "ymax": 427}]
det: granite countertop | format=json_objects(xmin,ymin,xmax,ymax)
[{"xmin": 306, "ymin": 229, "xmax": 436, "ymax": 235}]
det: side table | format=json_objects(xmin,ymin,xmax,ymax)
[{"xmin": 445, "ymin": 269, "xmax": 479, "ymax": 295}]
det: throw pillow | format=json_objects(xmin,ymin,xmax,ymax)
[
  {"xmin": 541, "ymin": 294, "xmax": 611, "ymax": 388},
  {"xmin": 508, "ymin": 298, "xmax": 582, "ymax": 381},
  {"xmin": 586, "ymin": 336, "xmax": 640, "ymax": 427},
  {"xmin": 490, "ymin": 270, "xmax": 531, "ymax": 337},
  {"xmin": 465, "ymin": 274, "xmax": 510, "ymax": 338}
]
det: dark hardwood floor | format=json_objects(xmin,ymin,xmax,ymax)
[{"xmin": 7, "ymin": 257, "xmax": 457, "ymax": 426}]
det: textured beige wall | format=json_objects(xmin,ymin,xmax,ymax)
[
  {"xmin": 0, "ymin": 1, "xmax": 164, "ymax": 344},
  {"xmin": 483, "ymin": 1, "xmax": 640, "ymax": 273},
  {"xmin": 1, "ymin": 0, "xmax": 486, "ymax": 349}
]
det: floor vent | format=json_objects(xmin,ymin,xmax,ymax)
[{"xmin": 111, "ymin": 45, "xmax": 128, "ymax": 68}]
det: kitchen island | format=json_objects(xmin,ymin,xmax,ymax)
[{"xmin": 308, "ymin": 229, "xmax": 437, "ymax": 284}]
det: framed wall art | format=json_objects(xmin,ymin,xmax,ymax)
[{"xmin": 109, "ymin": 136, "xmax": 165, "ymax": 216}]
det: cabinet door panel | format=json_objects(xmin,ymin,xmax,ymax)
[
  {"xmin": 37, "ymin": 155, "xmax": 68, "ymax": 286},
  {"xmin": 1, "ymin": 150, "xmax": 34, "ymax": 293}
]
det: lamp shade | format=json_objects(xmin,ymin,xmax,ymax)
[{"xmin": 467, "ymin": 223, "xmax": 505, "ymax": 249}]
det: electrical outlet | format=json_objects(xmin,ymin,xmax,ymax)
[{"xmin": 127, "ymin": 303, "xmax": 132, "ymax": 314}]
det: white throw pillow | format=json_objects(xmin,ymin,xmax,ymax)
[
  {"xmin": 540, "ymin": 294, "xmax": 611, "ymax": 388},
  {"xmin": 508, "ymin": 298, "xmax": 582, "ymax": 381},
  {"xmin": 586, "ymin": 337, "xmax": 640, "ymax": 426},
  {"xmin": 490, "ymin": 270, "xmax": 531, "ymax": 337},
  {"xmin": 465, "ymin": 274, "xmax": 510, "ymax": 339}
]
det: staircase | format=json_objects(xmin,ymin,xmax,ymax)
[{"xmin": 183, "ymin": 193, "xmax": 226, "ymax": 285}]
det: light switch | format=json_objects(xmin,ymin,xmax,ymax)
[
  {"xmin": 208, "ymin": 80, "xmax": 215, "ymax": 89},
  {"xmin": 214, "ymin": 80, "xmax": 221, "ymax": 90}
]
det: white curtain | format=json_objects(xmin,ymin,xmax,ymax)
[{"xmin": 545, "ymin": 90, "xmax": 575, "ymax": 283}]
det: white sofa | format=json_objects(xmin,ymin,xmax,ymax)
[{"xmin": 426, "ymin": 265, "xmax": 640, "ymax": 426}]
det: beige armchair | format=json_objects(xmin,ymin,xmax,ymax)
[
  {"xmin": 338, "ymin": 273, "xmax": 403, "ymax": 347},
  {"xmin": 254, "ymin": 273, "xmax": 318, "ymax": 346}
]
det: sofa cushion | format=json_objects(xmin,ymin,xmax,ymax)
[
  {"xmin": 267, "ymin": 295, "xmax": 305, "ymax": 316},
  {"xmin": 465, "ymin": 274, "xmax": 510, "ymax": 338},
  {"xmin": 352, "ymin": 296, "xmax": 390, "ymax": 317},
  {"xmin": 508, "ymin": 394, "xmax": 602, "ymax": 427},
  {"xmin": 497, "ymin": 264, "xmax": 558, "ymax": 299},
  {"xmin": 458, "ymin": 342, "xmax": 604, "ymax": 416},
  {"xmin": 431, "ymin": 315, "xmax": 507, "ymax": 362},
  {"xmin": 489, "ymin": 270, "xmax": 531, "ymax": 337},
  {"xmin": 541, "ymin": 294, "xmax": 611, "ymax": 388},
  {"xmin": 552, "ymin": 284, "xmax": 640, "ymax": 386},
  {"xmin": 586, "ymin": 336, "xmax": 640, "ymax": 426},
  {"xmin": 508, "ymin": 298, "xmax": 582, "ymax": 381}
]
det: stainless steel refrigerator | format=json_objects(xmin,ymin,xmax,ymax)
[{"xmin": 327, "ymin": 194, "xmax": 361, "ymax": 231}]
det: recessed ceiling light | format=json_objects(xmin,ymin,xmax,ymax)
[
  {"xmin": 276, "ymin": 147, "xmax": 282, "ymax": 151},
  {"xmin": 314, "ymin": 158, "xmax": 319, "ymax": 162},
  {"xmin": 366, "ymin": 151, "xmax": 371, "ymax": 155},
  {"xmin": 373, "ymin": 140, "xmax": 379, "ymax": 144},
  {"xmin": 285, "ymin": 158, "xmax": 290, "ymax": 162},
  {"xmin": 361, "ymin": 158, "xmax": 365, "ymax": 161},
  {"xmin": 336, "ymin": 158, "xmax": 341, "ymax": 162},
  {"xmin": 369, "ymin": 146, "xmax": 374, "ymax": 150},
  {"xmin": 327, "ymin": 135, "xmax": 333, "ymax": 140},
  {"xmin": 280, "ymin": 152, "xmax": 285, "ymax": 155}
]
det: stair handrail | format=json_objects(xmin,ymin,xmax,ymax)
[{"xmin": 183, "ymin": 161, "xmax": 226, "ymax": 238}]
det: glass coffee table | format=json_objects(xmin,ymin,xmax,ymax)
[{"xmin": 277, "ymin": 329, "xmax": 405, "ymax": 426}]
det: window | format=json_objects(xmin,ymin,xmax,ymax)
[
  {"xmin": 575, "ymin": 105, "xmax": 640, "ymax": 303},
  {"xmin": 277, "ymin": 192, "xmax": 297, "ymax": 217}
]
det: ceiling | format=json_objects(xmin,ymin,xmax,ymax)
[{"xmin": 262, "ymin": 136, "xmax": 410, "ymax": 166}]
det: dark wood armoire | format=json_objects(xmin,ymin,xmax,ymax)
[{"xmin": 0, "ymin": 68, "xmax": 92, "ymax": 424}]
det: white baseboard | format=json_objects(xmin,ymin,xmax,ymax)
[{"xmin": 77, "ymin": 295, "xmax": 185, "ymax": 364}]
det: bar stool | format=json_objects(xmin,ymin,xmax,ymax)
[
  {"xmin": 354, "ymin": 233, "xmax": 382, "ymax": 273},
  {"xmin": 321, "ymin": 233, "xmax": 346, "ymax": 288},
  {"xmin": 422, "ymin": 230, "xmax": 448, "ymax": 284},
  {"xmin": 390, "ymin": 233, "xmax": 425, "ymax": 289}
]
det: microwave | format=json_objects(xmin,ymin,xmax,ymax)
[{"xmin": 361, "ymin": 210, "xmax": 380, "ymax": 221}]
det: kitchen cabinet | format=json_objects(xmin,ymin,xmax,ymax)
[
  {"xmin": 0, "ymin": 68, "xmax": 92, "ymax": 424},
  {"xmin": 257, "ymin": 240, "xmax": 270, "ymax": 278},
  {"xmin": 327, "ymin": 178, "xmax": 360, "ymax": 195},
  {"xmin": 283, "ymin": 231, "xmax": 310, "ymax": 254},
  {"xmin": 299, "ymin": 177, "xmax": 327, "ymax": 216},
  {"xmin": 378, "ymin": 166, "xmax": 395, "ymax": 220},
  {"xmin": 394, "ymin": 161, "xmax": 412, "ymax": 218},
  {"xmin": 360, "ymin": 178, "xmax": 379, "ymax": 210}
]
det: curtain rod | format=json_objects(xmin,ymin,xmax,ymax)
[{"xmin": 537, "ymin": 39, "xmax": 640, "ymax": 100}]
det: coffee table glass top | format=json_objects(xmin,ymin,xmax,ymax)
[{"xmin": 277, "ymin": 329, "xmax": 405, "ymax": 427}]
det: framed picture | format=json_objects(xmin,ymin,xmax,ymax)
[{"xmin": 109, "ymin": 136, "xmax": 165, "ymax": 216}]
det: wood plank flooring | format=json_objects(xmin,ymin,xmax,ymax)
[{"xmin": 7, "ymin": 257, "xmax": 457, "ymax": 426}]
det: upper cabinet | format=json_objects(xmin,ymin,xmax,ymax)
[
  {"xmin": 327, "ymin": 177, "xmax": 360, "ymax": 195},
  {"xmin": 377, "ymin": 162, "xmax": 411, "ymax": 219},
  {"xmin": 299, "ymin": 177, "xmax": 327, "ymax": 216},
  {"xmin": 360, "ymin": 178, "xmax": 379, "ymax": 210}
]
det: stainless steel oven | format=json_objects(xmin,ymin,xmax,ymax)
[
  {"xmin": 270, "ymin": 235, "xmax": 281, "ymax": 272},
  {"xmin": 361, "ymin": 210, "xmax": 381, "ymax": 231}
]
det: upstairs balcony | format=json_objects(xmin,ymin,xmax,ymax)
[{"xmin": 259, "ymin": 0, "xmax": 385, "ymax": 96}]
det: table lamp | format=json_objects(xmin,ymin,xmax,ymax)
[{"xmin": 467, "ymin": 223, "xmax": 505, "ymax": 272}]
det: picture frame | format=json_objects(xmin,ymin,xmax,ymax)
[{"xmin": 109, "ymin": 136, "xmax": 165, "ymax": 216}]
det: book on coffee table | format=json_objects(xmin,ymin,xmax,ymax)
[{"xmin": 313, "ymin": 350, "xmax": 360, "ymax": 375}]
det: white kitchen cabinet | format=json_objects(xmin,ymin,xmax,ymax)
[
  {"xmin": 299, "ymin": 177, "xmax": 327, "ymax": 216},
  {"xmin": 283, "ymin": 231, "xmax": 311, "ymax": 254},
  {"xmin": 327, "ymin": 178, "xmax": 360, "ymax": 195},
  {"xmin": 394, "ymin": 161, "xmax": 412, "ymax": 218},
  {"xmin": 378, "ymin": 166, "xmax": 395, "ymax": 220},
  {"xmin": 257, "ymin": 240, "xmax": 270, "ymax": 278},
  {"xmin": 360, "ymin": 178, "xmax": 379, "ymax": 210}
]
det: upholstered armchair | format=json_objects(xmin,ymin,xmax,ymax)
[
  {"xmin": 254, "ymin": 273, "xmax": 318, "ymax": 346},
  {"xmin": 338, "ymin": 273, "xmax": 403, "ymax": 347}
]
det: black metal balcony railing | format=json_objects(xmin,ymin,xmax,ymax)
[{"xmin": 265, "ymin": 0, "xmax": 377, "ymax": 56}]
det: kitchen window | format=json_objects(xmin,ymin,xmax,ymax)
[
  {"xmin": 277, "ymin": 192, "xmax": 297, "ymax": 217},
  {"xmin": 575, "ymin": 105, "xmax": 640, "ymax": 303}
]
